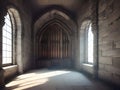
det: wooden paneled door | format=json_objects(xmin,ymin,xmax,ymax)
[{"xmin": 38, "ymin": 24, "xmax": 71, "ymax": 68}]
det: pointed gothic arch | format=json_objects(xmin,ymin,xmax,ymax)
[{"xmin": 34, "ymin": 9, "xmax": 77, "ymax": 68}]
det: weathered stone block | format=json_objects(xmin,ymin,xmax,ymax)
[
  {"xmin": 102, "ymin": 49, "xmax": 120, "ymax": 57},
  {"xmin": 98, "ymin": 70, "xmax": 113, "ymax": 81},
  {"xmin": 101, "ymin": 44, "xmax": 113, "ymax": 51},
  {"xmin": 105, "ymin": 65, "xmax": 120, "ymax": 75},
  {"xmin": 112, "ymin": 57, "xmax": 120, "ymax": 68},
  {"xmin": 99, "ymin": 64, "xmax": 105, "ymax": 70},
  {"xmin": 103, "ymin": 31, "xmax": 120, "ymax": 41},
  {"xmin": 115, "ymin": 40, "xmax": 120, "ymax": 48},
  {"xmin": 99, "ymin": 57, "xmax": 112, "ymax": 65}
]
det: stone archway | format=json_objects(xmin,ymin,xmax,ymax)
[
  {"xmin": 34, "ymin": 9, "xmax": 77, "ymax": 68},
  {"xmin": 8, "ymin": 7, "xmax": 23, "ymax": 73}
]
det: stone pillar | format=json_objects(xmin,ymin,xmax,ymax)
[
  {"xmin": 90, "ymin": 0, "xmax": 99, "ymax": 78},
  {"xmin": 0, "ymin": 0, "xmax": 7, "ymax": 88}
]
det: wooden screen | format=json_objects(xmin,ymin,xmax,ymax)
[{"xmin": 39, "ymin": 24, "xmax": 70, "ymax": 60}]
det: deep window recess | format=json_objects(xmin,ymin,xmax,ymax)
[
  {"xmin": 88, "ymin": 23, "xmax": 93, "ymax": 63},
  {"xmin": 2, "ymin": 13, "xmax": 13, "ymax": 65},
  {"xmin": 80, "ymin": 20, "xmax": 94, "ymax": 64}
]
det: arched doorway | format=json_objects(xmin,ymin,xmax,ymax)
[
  {"xmin": 39, "ymin": 24, "xmax": 71, "ymax": 59},
  {"xmin": 34, "ymin": 9, "xmax": 77, "ymax": 69},
  {"xmin": 37, "ymin": 23, "xmax": 72, "ymax": 68},
  {"xmin": 37, "ymin": 23, "xmax": 71, "ymax": 68}
]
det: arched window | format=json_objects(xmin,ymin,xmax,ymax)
[
  {"xmin": 2, "ymin": 12, "xmax": 13, "ymax": 66},
  {"xmin": 80, "ymin": 20, "xmax": 94, "ymax": 64}
]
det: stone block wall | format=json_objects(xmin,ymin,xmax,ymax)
[
  {"xmin": 98, "ymin": 0, "xmax": 120, "ymax": 85},
  {"xmin": 21, "ymin": 11, "xmax": 32, "ymax": 72},
  {"xmin": 76, "ymin": 0, "xmax": 120, "ymax": 86}
]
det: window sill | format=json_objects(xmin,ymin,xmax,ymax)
[
  {"xmin": 82, "ymin": 63, "xmax": 93, "ymax": 67},
  {"xmin": 3, "ymin": 65, "xmax": 18, "ymax": 70},
  {"xmin": 82, "ymin": 63, "xmax": 94, "ymax": 74},
  {"xmin": 3, "ymin": 65, "xmax": 18, "ymax": 80}
]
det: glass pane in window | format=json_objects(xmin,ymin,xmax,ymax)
[
  {"xmin": 3, "ymin": 51, "xmax": 7, "ymax": 57},
  {"xmin": 7, "ymin": 33, "xmax": 12, "ymax": 39},
  {"xmin": 3, "ymin": 37, "xmax": 7, "ymax": 44},
  {"xmin": 2, "ymin": 13, "xmax": 12, "ymax": 65},
  {"xmin": 7, "ymin": 39, "xmax": 12, "ymax": 45},
  {"xmin": 6, "ymin": 26, "xmax": 12, "ymax": 33},
  {"xmin": 3, "ymin": 44, "xmax": 7, "ymax": 51},
  {"xmin": 7, "ymin": 58, "xmax": 12, "ymax": 64},
  {"xmin": 3, "ymin": 29, "xmax": 7, "ymax": 37},
  {"xmin": 7, "ymin": 51, "xmax": 11, "ymax": 57},
  {"xmin": 88, "ymin": 24, "xmax": 93, "ymax": 63},
  {"xmin": 2, "ymin": 58, "xmax": 6, "ymax": 64}
]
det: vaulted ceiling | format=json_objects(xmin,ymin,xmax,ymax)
[{"xmin": 22, "ymin": 0, "xmax": 89, "ymax": 23}]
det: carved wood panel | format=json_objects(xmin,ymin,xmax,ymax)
[{"xmin": 39, "ymin": 24, "xmax": 70, "ymax": 60}]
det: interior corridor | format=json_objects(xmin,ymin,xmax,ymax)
[
  {"xmin": 5, "ymin": 69, "xmax": 114, "ymax": 90},
  {"xmin": 0, "ymin": 0, "xmax": 120, "ymax": 89}
]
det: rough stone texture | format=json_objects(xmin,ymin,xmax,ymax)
[
  {"xmin": 115, "ymin": 41, "xmax": 120, "ymax": 48},
  {"xmin": 98, "ymin": 70, "xmax": 113, "ymax": 81},
  {"xmin": 112, "ymin": 57, "xmax": 120, "ymax": 68},
  {"xmin": 99, "ymin": 57, "xmax": 112, "ymax": 65},
  {"xmin": 99, "ymin": 64, "xmax": 105, "ymax": 70},
  {"xmin": 98, "ymin": 0, "xmax": 120, "ymax": 86}
]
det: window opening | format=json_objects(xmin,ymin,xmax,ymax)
[
  {"xmin": 2, "ymin": 13, "xmax": 13, "ymax": 65},
  {"xmin": 88, "ymin": 23, "xmax": 93, "ymax": 63}
]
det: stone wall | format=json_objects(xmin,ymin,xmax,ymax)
[
  {"xmin": 76, "ymin": 0, "xmax": 120, "ymax": 85},
  {"xmin": 98, "ymin": 0, "xmax": 120, "ymax": 85},
  {"xmin": 0, "ymin": 0, "xmax": 32, "ymax": 87},
  {"xmin": 8, "ymin": 0, "xmax": 33, "ymax": 72}
]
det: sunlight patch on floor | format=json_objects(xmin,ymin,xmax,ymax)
[{"xmin": 6, "ymin": 70, "xmax": 71, "ymax": 90}]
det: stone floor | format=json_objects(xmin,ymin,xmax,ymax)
[{"xmin": 4, "ymin": 69, "xmax": 117, "ymax": 90}]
